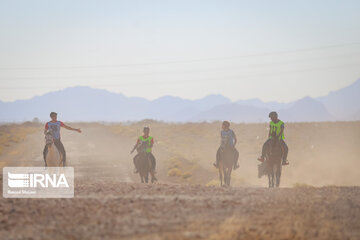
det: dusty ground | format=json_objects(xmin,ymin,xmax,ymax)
[
  {"xmin": 0, "ymin": 122, "xmax": 359, "ymax": 239},
  {"xmin": 109, "ymin": 121, "xmax": 360, "ymax": 187},
  {"xmin": 0, "ymin": 181, "xmax": 359, "ymax": 240}
]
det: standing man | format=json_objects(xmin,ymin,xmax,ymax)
[
  {"xmin": 258, "ymin": 111, "xmax": 289, "ymax": 165},
  {"xmin": 43, "ymin": 112, "xmax": 81, "ymax": 166}
]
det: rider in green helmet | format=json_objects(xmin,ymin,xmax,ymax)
[{"xmin": 258, "ymin": 112, "xmax": 289, "ymax": 165}]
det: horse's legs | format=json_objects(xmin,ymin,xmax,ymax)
[
  {"xmin": 272, "ymin": 165, "xmax": 277, "ymax": 187},
  {"xmin": 224, "ymin": 168, "xmax": 229, "ymax": 187},
  {"xmin": 227, "ymin": 168, "xmax": 232, "ymax": 186},
  {"xmin": 276, "ymin": 162, "xmax": 281, "ymax": 187},
  {"xmin": 218, "ymin": 164, "xmax": 223, "ymax": 186},
  {"xmin": 149, "ymin": 168, "xmax": 157, "ymax": 183},
  {"xmin": 140, "ymin": 175, "xmax": 144, "ymax": 183},
  {"xmin": 43, "ymin": 145, "xmax": 48, "ymax": 167},
  {"xmin": 268, "ymin": 164, "xmax": 274, "ymax": 188},
  {"xmin": 271, "ymin": 166, "xmax": 274, "ymax": 187},
  {"xmin": 147, "ymin": 154, "xmax": 156, "ymax": 183},
  {"xmin": 145, "ymin": 172, "xmax": 149, "ymax": 183}
]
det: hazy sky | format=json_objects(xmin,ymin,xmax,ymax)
[{"xmin": 1, "ymin": 0, "xmax": 360, "ymax": 102}]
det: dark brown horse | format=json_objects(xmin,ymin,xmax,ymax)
[
  {"xmin": 134, "ymin": 151, "xmax": 156, "ymax": 183},
  {"xmin": 218, "ymin": 145, "xmax": 236, "ymax": 187},
  {"xmin": 264, "ymin": 138, "xmax": 283, "ymax": 188}
]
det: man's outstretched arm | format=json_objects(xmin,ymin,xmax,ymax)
[
  {"xmin": 131, "ymin": 139, "xmax": 140, "ymax": 153},
  {"xmin": 62, "ymin": 123, "xmax": 81, "ymax": 133},
  {"xmin": 131, "ymin": 142, "xmax": 140, "ymax": 153}
]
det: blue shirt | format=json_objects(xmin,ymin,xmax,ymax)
[
  {"xmin": 221, "ymin": 129, "xmax": 235, "ymax": 147},
  {"xmin": 45, "ymin": 121, "xmax": 64, "ymax": 140}
]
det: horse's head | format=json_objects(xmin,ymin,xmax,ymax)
[
  {"xmin": 45, "ymin": 131, "xmax": 54, "ymax": 146},
  {"xmin": 136, "ymin": 141, "xmax": 148, "ymax": 153},
  {"xmin": 270, "ymin": 131, "xmax": 278, "ymax": 139},
  {"xmin": 269, "ymin": 132, "xmax": 280, "ymax": 147}
]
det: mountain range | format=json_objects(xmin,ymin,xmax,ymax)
[{"xmin": 1, "ymin": 79, "xmax": 359, "ymax": 122}]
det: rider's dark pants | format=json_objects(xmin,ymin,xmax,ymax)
[
  {"xmin": 43, "ymin": 139, "xmax": 66, "ymax": 165},
  {"xmin": 216, "ymin": 146, "xmax": 239, "ymax": 166},
  {"xmin": 261, "ymin": 138, "xmax": 288, "ymax": 160},
  {"xmin": 134, "ymin": 152, "xmax": 156, "ymax": 171}
]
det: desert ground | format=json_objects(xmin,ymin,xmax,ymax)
[{"xmin": 0, "ymin": 121, "xmax": 359, "ymax": 239}]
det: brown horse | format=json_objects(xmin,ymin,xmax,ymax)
[
  {"xmin": 44, "ymin": 132, "xmax": 65, "ymax": 167},
  {"xmin": 258, "ymin": 138, "xmax": 283, "ymax": 188},
  {"xmin": 218, "ymin": 146, "xmax": 236, "ymax": 187},
  {"xmin": 134, "ymin": 152, "xmax": 156, "ymax": 183}
]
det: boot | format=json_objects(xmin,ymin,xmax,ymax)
[
  {"xmin": 233, "ymin": 163, "xmax": 239, "ymax": 170},
  {"xmin": 282, "ymin": 159, "xmax": 289, "ymax": 166}
]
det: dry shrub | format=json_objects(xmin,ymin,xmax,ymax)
[
  {"xmin": 182, "ymin": 172, "xmax": 192, "ymax": 179},
  {"xmin": 0, "ymin": 123, "xmax": 39, "ymax": 155},
  {"xmin": 168, "ymin": 168, "xmax": 183, "ymax": 177},
  {"xmin": 206, "ymin": 179, "xmax": 220, "ymax": 187}
]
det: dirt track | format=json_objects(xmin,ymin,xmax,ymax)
[
  {"xmin": 0, "ymin": 180, "xmax": 359, "ymax": 240},
  {"xmin": 0, "ymin": 124, "xmax": 360, "ymax": 239}
]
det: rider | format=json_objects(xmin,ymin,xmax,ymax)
[
  {"xmin": 258, "ymin": 111, "xmax": 289, "ymax": 165},
  {"xmin": 130, "ymin": 127, "xmax": 156, "ymax": 174},
  {"xmin": 213, "ymin": 121, "xmax": 239, "ymax": 170},
  {"xmin": 43, "ymin": 112, "xmax": 81, "ymax": 166}
]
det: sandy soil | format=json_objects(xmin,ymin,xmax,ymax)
[
  {"xmin": 0, "ymin": 180, "xmax": 359, "ymax": 240},
  {"xmin": 0, "ymin": 123, "xmax": 359, "ymax": 239}
]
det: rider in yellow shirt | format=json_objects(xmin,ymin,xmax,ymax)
[
  {"xmin": 258, "ymin": 112, "xmax": 289, "ymax": 165},
  {"xmin": 131, "ymin": 127, "xmax": 156, "ymax": 173}
]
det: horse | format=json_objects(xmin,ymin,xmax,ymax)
[
  {"xmin": 264, "ymin": 138, "xmax": 283, "ymax": 188},
  {"xmin": 44, "ymin": 132, "xmax": 65, "ymax": 167},
  {"xmin": 134, "ymin": 150, "xmax": 156, "ymax": 183},
  {"xmin": 218, "ymin": 145, "xmax": 236, "ymax": 187}
]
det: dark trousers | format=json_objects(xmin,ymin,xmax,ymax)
[
  {"xmin": 261, "ymin": 138, "xmax": 288, "ymax": 160},
  {"xmin": 134, "ymin": 152, "xmax": 156, "ymax": 171},
  {"xmin": 216, "ymin": 146, "xmax": 239, "ymax": 166},
  {"xmin": 43, "ymin": 139, "xmax": 66, "ymax": 166}
]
